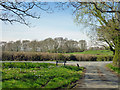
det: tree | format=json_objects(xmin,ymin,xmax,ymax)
[
  {"xmin": 96, "ymin": 19, "xmax": 118, "ymax": 55},
  {"xmin": 0, "ymin": 41, "xmax": 7, "ymax": 51},
  {"xmin": 22, "ymin": 40, "xmax": 30, "ymax": 52},
  {"xmin": 70, "ymin": 1, "xmax": 120, "ymax": 66},
  {"xmin": 5, "ymin": 41, "xmax": 14, "ymax": 51},
  {"xmin": 54, "ymin": 37, "xmax": 64, "ymax": 53},
  {"xmin": 43, "ymin": 38, "xmax": 55, "ymax": 52},
  {"xmin": 79, "ymin": 40, "xmax": 87, "ymax": 51},
  {"xmin": 0, "ymin": 0, "xmax": 52, "ymax": 26},
  {"xmin": 29, "ymin": 40, "xmax": 38, "ymax": 52},
  {"xmin": 13, "ymin": 40, "xmax": 21, "ymax": 52}
]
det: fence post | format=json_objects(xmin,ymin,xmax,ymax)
[
  {"xmin": 77, "ymin": 63, "xmax": 79, "ymax": 67},
  {"xmin": 56, "ymin": 61, "xmax": 58, "ymax": 66}
]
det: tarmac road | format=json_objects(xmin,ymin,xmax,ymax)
[{"xmin": 67, "ymin": 61, "xmax": 119, "ymax": 89}]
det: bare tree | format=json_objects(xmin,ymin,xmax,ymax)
[
  {"xmin": 0, "ymin": 0, "xmax": 52, "ymax": 26},
  {"xmin": 13, "ymin": 40, "xmax": 21, "ymax": 52},
  {"xmin": 22, "ymin": 40, "xmax": 30, "ymax": 51},
  {"xmin": 79, "ymin": 40, "xmax": 87, "ymax": 51}
]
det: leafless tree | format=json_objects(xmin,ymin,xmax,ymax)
[{"xmin": 0, "ymin": 0, "xmax": 52, "ymax": 26}]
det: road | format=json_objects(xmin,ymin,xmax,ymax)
[{"xmin": 1, "ymin": 61, "xmax": 119, "ymax": 89}]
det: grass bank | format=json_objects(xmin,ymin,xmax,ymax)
[
  {"xmin": 2, "ymin": 62, "xmax": 84, "ymax": 88},
  {"xmin": 106, "ymin": 63, "xmax": 120, "ymax": 74}
]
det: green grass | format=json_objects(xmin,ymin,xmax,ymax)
[
  {"xmin": 106, "ymin": 63, "xmax": 120, "ymax": 74},
  {"xmin": 2, "ymin": 62, "xmax": 84, "ymax": 88},
  {"xmin": 67, "ymin": 50, "xmax": 113, "ymax": 55}
]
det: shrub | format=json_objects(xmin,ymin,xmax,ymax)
[
  {"xmin": 69, "ymin": 54, "xmax": 77, "ymax": 61},
  {"xmin": 97, "ymin": 56, "xmax": 113, "ymax": 61},
  {"xmin": 58, "ymin": 54, "xmax": 65, "ymax": 60}
]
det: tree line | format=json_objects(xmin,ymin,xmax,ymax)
[{"xmin": 1, "ymin": 37, "xmax": 87, "ymax": 53}]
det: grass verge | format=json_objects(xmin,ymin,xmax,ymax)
[
  {"xmin": 2, "ymin": 62, "xmax": 84, "ymax": 88},
  {"xmin": 106, "ymin": 63, "xmax": 120, "ymax": 75}
]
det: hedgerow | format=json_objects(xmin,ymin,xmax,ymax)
[{"xmin": 2, "ymin": 51, "xmax": 113, "ymax": 61}]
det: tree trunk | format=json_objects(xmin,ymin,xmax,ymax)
[
  {"xmin": 113, "ymin": 35, "xmax": 120, "ymax": 67},
  {"xmin": 109, "ymin": 45, "xmax": 115, "ymax": 55}
]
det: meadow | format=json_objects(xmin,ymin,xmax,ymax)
[
  {"xmin": 2, "ymin": 62, "xmax": 84, "ymax": 88},
  {"xmin": 67, "ymin": 50, "xmax": 113, "ymax": 55}
]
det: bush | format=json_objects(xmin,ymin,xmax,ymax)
[
  {"xmin": 69, "ymin": 54, "xmax": 77, "ymax": 61},
  {"xmin": 57, "ymin": 53, "xmax": 67, "ymax": 61},
  {"xmin": 97, "ymin": 56, "xmax": 113, "ymax": 61}
]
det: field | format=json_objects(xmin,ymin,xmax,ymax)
[
  {"xmin": 2, "ymin": 62, "xmax": 84, "ymax": 88},
  {"xmin": 67, "ymin": 50, "xmax": 113, "ymax": 55}
]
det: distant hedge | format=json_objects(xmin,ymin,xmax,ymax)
[{"xmin": 2, "ymin": 52, "xmax": 113, "ymax": 61}]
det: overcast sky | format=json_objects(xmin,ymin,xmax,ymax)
[{"xmin": 2, "ymin": 2, "xmax": 91, "ymax": 45}]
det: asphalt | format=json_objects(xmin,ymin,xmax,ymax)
[{"xmin": 68, "ymin": 61, "xmax": 119, "ymax": 89}]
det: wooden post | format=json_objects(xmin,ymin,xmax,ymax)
[
  {"xmin": 64, "ymin": 61, "xmax": 65, "ymax": 67},
  {"xmin": 77, "ymin": 63, "xmax": 79, "ymax": 67},
  {"xmin": 56, "ymin": 61, "xmax": 58, "ymax": 66}
]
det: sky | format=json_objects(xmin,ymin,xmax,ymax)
[{"xmin": 2, "ymin": 2, "xmax": 91, "ymax": 45}]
